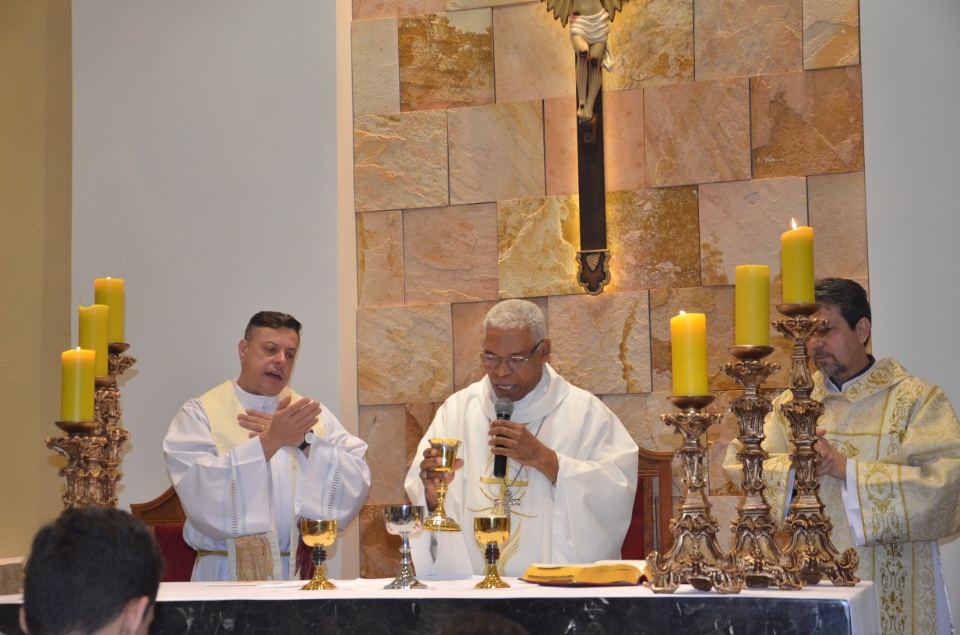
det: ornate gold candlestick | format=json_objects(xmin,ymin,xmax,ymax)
[
  {"xmin": 774, "ymin": 304, "xmax": 858, "ymax": 586},
  {"xmin": 722, "ymin": 346, "xmax": 801, "ymax": 590},
  {"xmin": 47, "ymin": 342, "xmax": 136, "ymax": 508},
  {"xmin": 646, "ymin": 395, "xmax": 743, "ymax": 594}
]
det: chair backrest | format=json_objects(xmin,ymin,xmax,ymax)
[
  {"xmin": 130, "ymin": 486, "xmax": 196, "ymax": 582},
  {"xmin": 621, "ymin": 447, "xmax": 674, "ymax": 560}
]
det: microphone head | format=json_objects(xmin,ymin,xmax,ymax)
[{"xmin": 495, "ymin": 398, "xmax": 514, "ymax": 419}]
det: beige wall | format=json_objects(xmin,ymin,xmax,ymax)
[{"xmin": 0, "ymin": 0, "xmax": 73, "ymax": 557}]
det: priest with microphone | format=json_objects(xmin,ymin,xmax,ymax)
[{"xmin": 404, "ymin": 299, "xmax": 638, "ymax": 577}]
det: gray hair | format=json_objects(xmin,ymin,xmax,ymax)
[{"xmin": 483, "ymin": 300, "xmax": 546, "ymax": 341}]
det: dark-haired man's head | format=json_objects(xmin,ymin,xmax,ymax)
[
  {"xmin": 20, "ymin": 506, "xmax": 164, "ymax": 635},
  {"xmin": 238, "ymin": 311, "xmax": 302, "ymax": 396},
  {"xmin": 808, "ymin": 278, "xmax": 872, "ymax": 384}
]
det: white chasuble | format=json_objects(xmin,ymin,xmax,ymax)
[{"xmin": 405, "ymin": 365, "xmax": 638, "ymax": 577}]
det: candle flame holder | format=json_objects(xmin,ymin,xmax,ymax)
[
  {"xmin": 646, "ymin": 395, "xmax": 743, "ymax": 594},
  {"xmin": 47, "ymin": 342, "xmax": 136, "ymax": 508},
  {"xmin": 722, "ymin": 346, "xmax": 801, "ymax": 590},
  {"xmin": 774, "ymin": 305, "xmax": 859, "ymax": 586}
]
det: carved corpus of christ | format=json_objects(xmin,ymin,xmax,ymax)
[{"xmin": 543, "ymin": 0, "xmax": 625, "ymax": 122}]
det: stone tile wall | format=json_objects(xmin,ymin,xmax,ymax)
[{"xmin": 351, "ymin": 0, "xmax": 865, "ymax": 577}]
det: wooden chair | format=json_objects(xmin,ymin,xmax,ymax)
[
  {"xmin": 621, "ymin": 447, "xmax": 674, "ymax": 560},
  {"xmin": 130, "ymin": 486, "xmax": 196, "ymax": 582}
]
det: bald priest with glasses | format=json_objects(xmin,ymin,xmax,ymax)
[{"xmin": 404, "ymin": 299, "xmax": 639, "ymax": 577}]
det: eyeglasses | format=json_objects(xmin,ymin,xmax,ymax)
[{"xmin": 480, "ymin": 339, "xmax": 545, "ymax": 369}]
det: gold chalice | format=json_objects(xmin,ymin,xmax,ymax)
[
  {"xmin": 383, "ymin": 504, "xmax": 427, "ymax": 589},
  {"xmin": 422, "ymin": 438, "xmax": 462, "ymax": 532},
  {"xmin": 298, "ymin": 518, "xmax": 337, "ymax": 590},
  {"xmin": 474, "ymin": 515, "xmax": 511, "ymax": 589}
]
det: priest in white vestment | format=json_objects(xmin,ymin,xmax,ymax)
[
  {"xmin": 164, "ymin": 311, "xmax": 371, "ymax": 582},
  {"xmin": 405, "ymin": 300, "xmax": 638, "ymax": 577},
  {"xmin": 724, "ymin": 279, "xmax": 960, "ymax": 635}
]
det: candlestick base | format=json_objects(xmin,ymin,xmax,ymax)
[{"xmin": 646, "ymin": 398, "xmax": 743, "ymax": 594}]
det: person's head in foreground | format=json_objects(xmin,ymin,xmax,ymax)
[
  {"xmin": 20, "ymin": 506, "xmax": 164, "ymax": 635},
  {"xmin": 809, "ymin": 278, "xmax": 872, "ymax": 385},
  {"xmin": 481, "ymin": 299, "xmax": 552, "ymax": 402}
]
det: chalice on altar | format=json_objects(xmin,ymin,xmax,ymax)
[
  {"xmin": 298, "ymin": 518, "xmax": 338, "ymax": 590},
  {"xmin": 383, "ymin": 504, "xmax": 427, "ymax": 589},
  {"xmin": 423, "ymin": 438, "xmax": 462, "ymax": 532},
  {"xmin": 474, "ymin": 515, "xmax": 511, "ymax": 589}
]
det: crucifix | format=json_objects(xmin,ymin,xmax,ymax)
[{"xmin": 543, "ymin": 0, "xmax": 626, "ymax": 294}]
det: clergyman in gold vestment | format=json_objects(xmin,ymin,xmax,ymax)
[{"xmin": 725, "ymin": 278, "xmax": 960, "ymax": 635}]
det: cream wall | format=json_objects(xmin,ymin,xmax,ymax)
[{"xmin": 0, "ymin": 1, "xmax": 73, "ymax": 558}]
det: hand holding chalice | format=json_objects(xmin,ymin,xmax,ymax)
[{"xmin": 422, "ymin": 438, "xmax": 462, "ymax": 532}]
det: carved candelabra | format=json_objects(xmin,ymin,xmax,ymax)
[
  {"xmin": 646, "ymin": 395, "xmax": 743, "ymax": 594},
  {"xmin": 47, "ymin": 342, "xmax": 136, "ymax": 508},
  {"xmin": 722, "ymin": 346, "xmax": 802, "ymax": 590},
  {"xmin": 774, "ymin": 304, "xmax": 858, "ymax": 586}
]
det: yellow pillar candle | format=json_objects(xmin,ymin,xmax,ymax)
[
  {"xmin": 94, "ymin": 278, "xmax": 125, "ymax": 342},
  {"xmin": 781, "ymin": 221, "xmax": 815, "ymax": 304},
  {"xmin": 735, "ymin": 265, "xmax": 770, "ymax": 346},
  {"xmin": 61, "ymin": 348, "xmax": 95, "ymax": 422},
  {"xmin": 670, "ymin": 311, "xmax": 709, "ymax": 396},
  {"xmin": 79, "ymin": 304, "xmax": 110, "ymax": 376}
]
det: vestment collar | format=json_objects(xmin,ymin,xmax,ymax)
[
  {"xmin": 479, "ymin": 364, "xmax": 570, "ymax": 424},
  {"xmin": 814, "ymin": 357, "xmax": 910, "ymax": 402}
]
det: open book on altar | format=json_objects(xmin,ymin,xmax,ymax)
[{"xmin": 520, "ymin": 560, "xmax": 648, "ymax": 586}]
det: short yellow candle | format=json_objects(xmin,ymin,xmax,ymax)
[
  {"xmin": 781, "ymin": 222, "xmax": 814, "ymax": 304},
  {"xmin": 61, "ymin": 348, "xmax": 95, "ymax": 422},
  {"xmin": 735, "ymin": 265, "xmax": 770, "ymax": 346},
  {"xmin": 670, "ymin": 311, "xmax": 709, "ymax": 396},
  {"xmin": 94, "ymin": 278, "xmax": 125, "ymax": 343},
  {"xmin": 79, "ymin": 304, "xmax": 110, "ymax": 376}
]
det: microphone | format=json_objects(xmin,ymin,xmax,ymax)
[{"xmin": 493, "ymin": 398, "xmax": 514, "ymax": 478}]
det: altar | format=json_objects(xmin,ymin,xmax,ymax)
[{"xmin": 0, "ymin": 576, "xmax": 880, "ymax": 635}]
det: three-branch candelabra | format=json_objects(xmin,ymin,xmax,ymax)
[
  {"xmin": 47, "ymin": 342, "xmax": 136, "ymax": 508},
  {"xmin": 774, "ymin": 304, "xmax": 858, "ymax": 586},
  {"xmin": 646, "ymin": 395, "xmax": 743, "ymax": 594}
]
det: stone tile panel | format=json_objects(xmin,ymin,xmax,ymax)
[
  {"xmin": 399, "ymin": 10, "xmax": 494, "ymax": 112},
  {"xmin": 357, "ymin": 210, "xmax": 404, "ymax": 308},
  {"xmin": 352, "ymin": 18, "xmax": 400, "ymax": 117},
  {"xmin": 699, "ymin": 177, "xmax": 807, "ymax": 286},
  {"xmin": 359, "ymin": 503, "xmax": 403, "ymax": 579},
  {"xmin": 449, "ymin": 101, "xmax": 545, "ymax": 205},
  {"xmin": 803, "ymin": 0, "xmax": 860, "ymax": 69},
  {"xmin": 493, "ymin": 3, "xmax": 575, "ymax": 105},
  {"xmin": 544, "ymin": 95, "xmax": 579, "ymax": 197},
  {"xmin": 360, "ymin": 404, "xmax": 409, "ymax": 504},
  {"xmin": 607, "ymin": 186, "xmax": 701, "ymax": 292},
  {"xmin": 498, "ymin": 195, "xmax": 583, "ymax": 298},
  {"xmin": 602, "ymin": 392, "xmax": 685, "ymax": 455},
  {"xmin": 357, "ymin": 304, "xmax": 453, "ymax": 405},
  {"xmin": 548, "ymin": 292, "xmax": 652, "ymax": 395},
  {"xmin": 645, "ymin": 78, "xmax": 751, "ymax": 187},
  {"xmin": 354, "ymin": 0, "xmax": 445, "ymax": 20},
  {"xmin": 403, "ymin": 203, "xmax": 499, "ymax": 305},
  {"xmin": 752, "ymin": 67, "xmax": 864, "ymax": 178},
  {"xmin": 602, "ymin": 88, "xmax": 646, "ymax": 193},
  {"xmin": 694, "ymin": 0, "xmax": 802, "ymax": 81},
  {"xmin": 354, "ymin": 111, "xmax": 449, "ymax": 212},
  {"xmin": 447, "ymin": 0, "xmax": 532, "ymax": 8},
  {"xmin": 808, "ymin": 171, "xmax": 868, "ymax": 280},
  {"xmin": 605, "ymin": 0, "xmax": 694, "ymax": 90}
]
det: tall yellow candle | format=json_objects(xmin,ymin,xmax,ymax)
[
  {"xmin": 670, "ymin": 311, "xmax": 709, "ymax": 396},
  {"xmin": 61, "ymin": 348, "xmax": 95, "ymax": 422},
  {"xmin": 79, "ymin": 304, "xmax": 110, "ymax": 376},
  {"xmin": 781, "ymin": 221, "xmax": 814, "ymax": 304},
  {"xmin": 735, "ymin": 265, "xmax": 770, "ymax": 346},
  {"xmin": 94, "ymin": 278, "xmax": 125, "ymax": 342}
]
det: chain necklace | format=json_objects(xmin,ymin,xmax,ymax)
[{"xmin": 494, "ymin": 415, "xmax": 547, "ymax": 511}]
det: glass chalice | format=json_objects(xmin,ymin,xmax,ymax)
[
  {"xmin": 298, "ymin": 518, "xmax": 338, "ymax": 590},
  {"xmin": 474, "ymin": 515, "xmax": 511, "ymax": 589},
  {"xmin": 422, "ymin": 438, "xmax": 462, "ymax": 532},
  {"xmin": 383, "ymin": 504, "xmax": 427, "ymax": 589}
]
